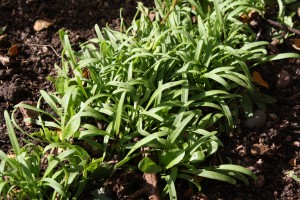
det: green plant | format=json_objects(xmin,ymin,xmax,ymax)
[
  {"xmin": 4, "ymin": 0, "xmax": 300, "ymax": 199},
  {"xmin": 0, "ymin": 111, "xmax": 90, "ymax": 199}
]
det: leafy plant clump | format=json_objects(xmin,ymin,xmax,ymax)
[{"xmin": 1, "ymin": 0, "xmax": 299, "ymax": 199}]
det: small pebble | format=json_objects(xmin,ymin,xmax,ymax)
[
  {"xmin": 291, "ymin": 141, "xmax": 300, "ymax": 148},
  {"xmin": 268, "ymin": 113, "xmax": 278, "ymax": 121},
  {"xmin": 277, "ymin": 70, "xmax": 290, "ymax": 88},
  {"xmin": 244, "ymin": 110, "xmax": 266, "ymax": 128},
  {"xmin": 42, "ymin": 46, "xmax": 49, "ymax": 53}
]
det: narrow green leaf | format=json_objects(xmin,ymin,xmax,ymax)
[
  {"xmin": 114, "ymin": 92, "xmax": 126, "ymax": 135},
  {"xmin": 41, "ymin": 178, "xmax": 66, "ymax": 197},
  {"xmin": 40, "ymin": 90, "xmax": 60, "ymax": 115},
  {"xmin": 146, "ymin": 80, "xmax": 185, "ymax": 110},
  {"xmin": 160, "ymin": 149, "xmax": 185, "ymax": 169},
  {"xmin": 181, "ymin": 169, "xmax": 236, "ymax": 184},
  {"xmin": 169, "ymin": 113, "xmax": 195, "ymax": 143},
  {"xmin": 215, "ymin": 164, "xmax": 257, "ymax": 180},
  {"xmin": 177, "ymin": 173, "xmax": 202, "ymax": 191},
  {"xmin": 4, "ymin": 111, "xmax": 21, "ymax": 156},
  {"xmin": 120, "ymin": 131, "xmax": 169, "ymax": 164},
  {"xmin": 164, "ymin": 167, "xmax": 178, "ymax": 200}
]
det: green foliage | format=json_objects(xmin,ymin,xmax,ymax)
[
  {"xmin": 3, "ymin": 0, "xmax": 300, "ymax": 199},
  {"xmin": 0, "ymin": 111, "xmax": 90, "ymax": 199}
]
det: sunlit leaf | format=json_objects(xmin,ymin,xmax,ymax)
[
  {"xmin": 138, "ymin": 157, "xmax": 162, "ymax": 173},
  {"xmin": 160, "ymin": 149, "xmax": 185, "ymax": 169}
]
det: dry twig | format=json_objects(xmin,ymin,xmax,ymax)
[
  {"xmin": 265, "ymin": 18, "xmax": 300, "ymax": 35},
  {"xmin": 25, "ymin": 43, "xmax": 61, "ymax": 58}
]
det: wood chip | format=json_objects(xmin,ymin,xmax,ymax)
[
  {"xmin": 33, "ymin": 19, "xmax": 53, "ymax": 32},
  {"xmin": 0, "ymin": 55, "xmax": 9, "ymax": 65}
]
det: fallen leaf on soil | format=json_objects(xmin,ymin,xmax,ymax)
[
  {"xmin": 8, "ymin": 44, "xmax": 20, "ymax": 57},
  {"xmin": 252, "ymin": 71, "xmax": 269, "ymax": 88},
  {"xmin": 251, "ymin": 143, "xmax": 278, "ymax": 157},
  {"xmin": 292, "ymin": 38, "xmax": 300, "ymax": 50},
  {"xmin": 0, "ymin": 55, "xmax": 9, "ymax": 65},
  {"xmin": 33, "ymin": 19, "xmax": 53, "ymax": 32},
  {"xmin": 19, "ymin": 101, "xmax": 38, "ymax": 127}
]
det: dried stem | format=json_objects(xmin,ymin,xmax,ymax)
[{"xmin": 265, "ymin": 18, "xmax": 300, "ymax": 36}]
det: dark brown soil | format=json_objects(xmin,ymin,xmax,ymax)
[{"xmin": 0, "ymin": 1, "xmax": 299, "ymax": 199}]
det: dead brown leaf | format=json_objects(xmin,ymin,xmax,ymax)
[
  {"xmin": 252, "ymin": 71, "xmax": 269, "ymax": 89},
  {"xmin": 251, "ymin": 143, "xmax": 278, "ymax": 157},
  {"xmin": 292, "ymin": 38, "xmax": 300, "ymax": 50},
  {"xmin": 8, "ymin": 44, "xmax": 20, "ymax": 57}
]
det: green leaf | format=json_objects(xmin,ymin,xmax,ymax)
[
  {"xmin": 177, "ymin": 173, "xmax": 202, "ymax": 191},
  {"xmin": 40, "ymin": 90, "xmax": 60, "ymax": 115},
  {"xmin": 190, "ymin": 150, "xmax": 205, "ymax": 163},
  {"xmin": 181, "ymin": 169, "xmax": 237, "ymax": 185},
  {"xmin": 160, "ymin": 149, "xmax": 185, "ymax": 169},
  {"xmin": 201, "ymin": 139, "xmax": 219, "ymax": 157},
  {"xmin": 4, "ymin": 111, "xmax": 21, "ymax": 156},
  {"xmin": 64, "ymin": 115, "xmax": 81, "ymax": 139},
  {"xmin": 114, "ymin": 92, "xmax": 126, "ymax": 135},
  {"xmin": 117, "ymin": 131, "xmax": 169, "ymax": 167},
  {"xmin": 164, "ymin": 167, "xmax": 178, "ymax": 200},
  {"xmin": 169, "ymin": 113, "xmax": 195, "ymax": 143},
  {"xmin": 240, "ymin": 94, "xmax": 253, "ymax": 117},
  {"xmin": 146, "ymin": 80, "xmax": 185, "ymax": 110},
  {"xmin": 214, "ymin": 164, "xmax": 257, "ymax": 180},
  {"xmin": 41, "ymin": 178, "xmax": 66, "ymax": 197},
  {"xmin": 138, "ymin": 157, "xmax": 162, "ymax": 173}
]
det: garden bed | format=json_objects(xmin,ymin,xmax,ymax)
[{"xmin": 0, "ymin": 0, "xmax": 299, "ymax": 199}]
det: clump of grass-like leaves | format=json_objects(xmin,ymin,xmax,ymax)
[{"xmin": 2, "ymin": 0, "xmax": 299, "ymax": 199}]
